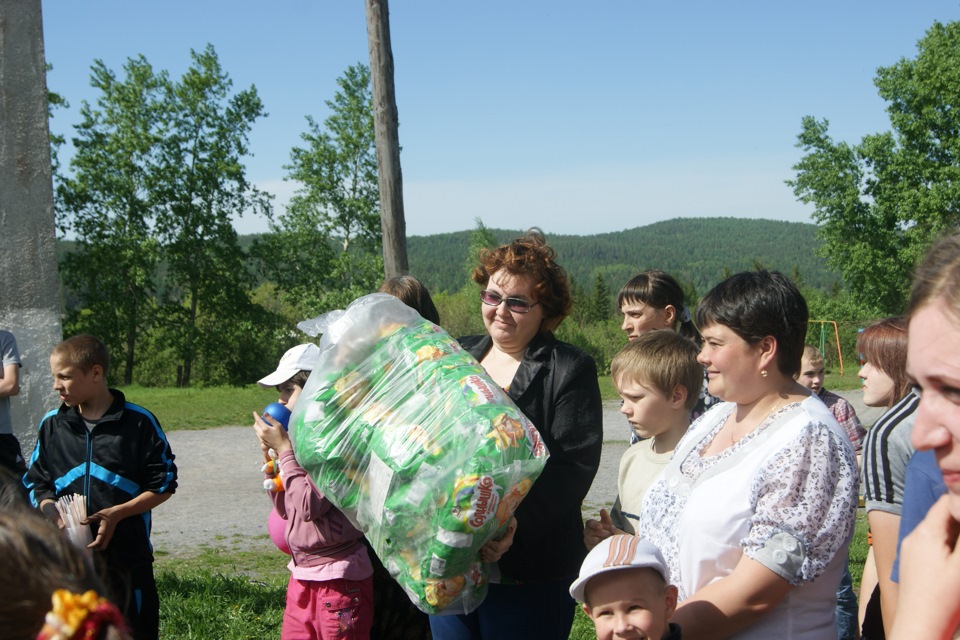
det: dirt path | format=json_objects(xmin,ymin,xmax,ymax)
[
  {"xmin": 150, "ymin": 425, "xmax": 277, "ymax": 558},
  {"xmin": 151, "ymin": 391, "xmax": 876, "ymax": 559}
]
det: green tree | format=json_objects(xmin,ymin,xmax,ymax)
[
  {"xmin": 47, "ymin": 63, "xmax": 69, "ymax": 176},
  {"xmin": 803, "ymin": 285, "xmax": 884, "ymax": 374},
  {"xmin": 588, "ymin": 272, "xmax": 612, "ymax": 323},
  {"xmin": 678, "ymin": 276, "xmax": 699, "ymax": 309},
  {"xmin": 433, "ymin": 288, "xmax": 485, "ymax": 339},
  {"xmin": 55, "ymin": 56, "xmax": 165, "ymax": 384},
  {"xmin": 464, "ymin": 217, "xmax": 497, "ymax": 287},
  {"xmin": 567, "ymin": 275, "xmax": 589, "ymax": 327},
  {"xmin": 152, "ymin": 44, "xmax": 272, "ymax": 385},
  {"xmin": 789, "ymin": 20, "xmax": 960, "ymax": 314},
  {"xmin": 257, "ymin": 63, "xmax": 381, "ymax": 315}
]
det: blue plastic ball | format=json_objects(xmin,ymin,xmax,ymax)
[{"xmin": 262, "ymin": 402, "xmax": 291, "ymax": 430}]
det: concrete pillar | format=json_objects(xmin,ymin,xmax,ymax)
[{"xmin": 0, "ymin": 0, "xmax": 62, "ymax": 458}]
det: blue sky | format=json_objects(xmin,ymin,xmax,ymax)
[{"xmin": 42, "ymin": 1, "xmax": 960, "ymax": 238}]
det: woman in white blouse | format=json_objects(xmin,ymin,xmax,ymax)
[{"xmin": 638, "ymin": 270, "xmax": 859, "ymax": 639}]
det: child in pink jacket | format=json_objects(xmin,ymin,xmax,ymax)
[{"xmin": 253, "ymin": 344, "xmax": 374, "ymax": 640}]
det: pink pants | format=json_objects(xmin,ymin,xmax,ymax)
[{"xmin": 282, "ymin": 576, "xmax": 374, "ymax": 640}]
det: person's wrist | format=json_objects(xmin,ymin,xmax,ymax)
[{"xmin": 40, "ymin": 500, "xmax": 61, "ymax": 523}]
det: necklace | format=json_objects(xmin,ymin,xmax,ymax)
[{"xmin": 727, "ymin": 396, "xmax": 788, "ymax": 446}]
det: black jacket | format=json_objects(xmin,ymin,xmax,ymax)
[
  {"xmin": 460, "ymin": 332, "xmax": 603, "ymax": 582},
  {"xmin": 25, "ymin": 389, "xmax": 178, "ymax": 567}
]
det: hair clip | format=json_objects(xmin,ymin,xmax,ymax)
[{"xmin": 36, "ymin": 589, "xmax": 125, "ymax": 640}]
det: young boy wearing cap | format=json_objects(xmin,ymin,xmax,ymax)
[
  {"xmin": 571, "ymin": 534, "xmax": 681, "ymax": 640},
  {"xmin": 253, "ymin": 343, "xmax": 374, "ymax": 639}
]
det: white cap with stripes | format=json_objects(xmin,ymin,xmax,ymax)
[{"xmin": 569, "ymin": 535, "xmax": 669, "ymax": 603}]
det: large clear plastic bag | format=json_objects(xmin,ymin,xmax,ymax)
[{"xmin": 291, "ymin": 294, "xmax": 550, "ymax": 615}]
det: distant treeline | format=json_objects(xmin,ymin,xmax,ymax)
[
  {"xmin": 56, "ymin": 216, "xmax": 861, "ymax": 383},
  {"xmin": 58, "ymin": 216, "xmax": 839, "ymax": 305},
  {"xmin": 405, "ymin": 217, "xmax": 841, "ymax": 296}
]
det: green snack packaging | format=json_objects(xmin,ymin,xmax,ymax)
[{"xmin": 289, "ymin": 294, "xmax": 549, "ymax": 615}]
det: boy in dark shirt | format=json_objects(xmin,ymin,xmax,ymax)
[{"xmin": 25, "ymin": 334, "xmax": 177, "ymax": 640}]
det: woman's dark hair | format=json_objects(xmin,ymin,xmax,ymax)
[
  {"xmin": 616, "ymin": 269, "xmax": 700, "ymax": 344},
  {"xmin": 695, "ymin": 270, "xmax": 808, "ymax": 377},
  {"xmin": 378, "ymin": 275, "xmax": 441, "ymax": 325},
  {"xmin": 857, "ymin": 316, "xmax": 911, "ymax": 404},
  {"xmin": 471, "ymin": 229, "xmax": 572, "ymax": 334}
]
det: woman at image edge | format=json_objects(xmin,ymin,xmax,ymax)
[
  {"xmin": 428, "ymin": 230, "xmax": 603, "ymax": 640},
  {"xmin": 890, "ymin": 234, "xmax": 960, "ymax": 639},
  {"xmin": 638, "ymin": 270, "xmax": 859, "ymax": 639}
]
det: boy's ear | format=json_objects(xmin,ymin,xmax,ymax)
[
  {"xmin": 670, "ymin": 384, "xmax": 688, "ymax": 409},
  {"xmin": 665, "ymin": 584, "xmax": 679, "ymax": 618},
  {"xmin": 581, "ymin": 602, "xmax": 593, "ymax": 619},
  {"xmin": 89, "ymin": 364, "xmax": 105, "ymax": 381}
]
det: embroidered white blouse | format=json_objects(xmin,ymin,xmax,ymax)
[{"xmin": 638, "ymin": 396, "xmax": 859, "ymax": 639}]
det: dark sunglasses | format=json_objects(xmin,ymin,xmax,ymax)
[{"xmin": 480, "ymin": 289, "xmax": 540, "ymax": 314}]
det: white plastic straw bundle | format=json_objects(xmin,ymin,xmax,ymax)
[
  {"xmin": 55, "ymin": 494, "xmax": 93, "ymax": 552},
  {"xmin": 54, "ymin": 493, "xmax": 87, "ymax": 528}
]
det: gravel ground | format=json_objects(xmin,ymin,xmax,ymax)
[
  {"xmin": 150, "ymin": 425, "xmax": 277, "ymax": 559},
  {"xmin": 151, "ymin": 390, "xmax": 878, "ymax": 559}
]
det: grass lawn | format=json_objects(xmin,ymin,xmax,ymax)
[
  {"xmin": 120, "ymin": 370, "xmax": 862, "ymax": 426},
  {"xmin": 155, "ymin": 548, "xmax": 287, "ymax": 639},
  {"xmin": 121, "ymin": 384, "xmax": 279, "ymax": 430},
  {"xmin": 155, "ymin": 512, "xmax": 871, "ymax": 639},
  {"xmin": 142, "ymin": 375, "xmax": 869, "ymax": 638},
  {"xmin": 824, "ymin": 370, "xmax": 864, "ymax": 392}
]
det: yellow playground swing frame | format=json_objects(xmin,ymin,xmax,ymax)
[{"xmin": 809, "ymin": 320, "xmax": 845, "ymax": 376}]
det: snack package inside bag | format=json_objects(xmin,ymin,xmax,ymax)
[{"xmin": 291, "ymin": 294, "xmax": 549, "ymax": 615}]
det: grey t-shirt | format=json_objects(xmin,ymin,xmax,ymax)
[
  {"xmin": 0, "ymin": 330, "xmax": 22, "ymax": 436},
  {"xmin": 862, "ymin": 390, "xmax": 920, "ymax": 515}
]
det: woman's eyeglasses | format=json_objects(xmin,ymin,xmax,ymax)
[{"xmin": 480, "ymin": 290, "xmax": 540, "ymax": 314}]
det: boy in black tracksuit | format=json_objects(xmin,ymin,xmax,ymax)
[{"xmin": 24, "ymin": 334, "xmax": 177, "ymax": 640}]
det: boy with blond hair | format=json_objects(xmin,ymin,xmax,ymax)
[
  {"xmin": 584, "ymin": 330, "xmax": 702, "ymax": 546},
  {"xmin": 796, "ymin": 344, "xmax": 864, "ymax": 640},
  {"xmin": 25, "ymin": 334, "xmax": 177, "ymax": 640},
  {"xmin": 797, "ymin": 345, "xmax": 865, "ymax": 452}
]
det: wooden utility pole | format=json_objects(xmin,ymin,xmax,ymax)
[{"xmin": 365, "ymin": 0, "xmax": 408, "ymax": 277}]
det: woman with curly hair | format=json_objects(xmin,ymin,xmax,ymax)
[{"xmin": 428, "ymin": 229, "xmax": 603, "ymax": 640}]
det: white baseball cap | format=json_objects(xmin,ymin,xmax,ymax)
[
  {"xmin": 569, "ymin": 535, "xmax": 669, "ymax": 603},
  {"xmin": 257, "ymin": 343, "xmax": 320, "ymax": 387}
]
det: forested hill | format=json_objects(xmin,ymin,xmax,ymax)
[
  {"xmin": 58, "ymin": 217, "xmax": 837, "ymax": 300},
  {"xmin": 408, "ymin": 217, "xmax": 840, "ymax": 296}
]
